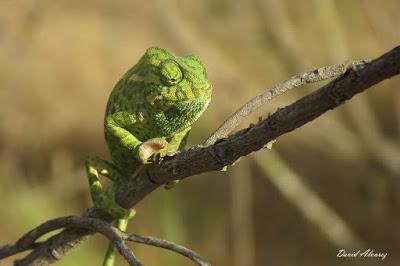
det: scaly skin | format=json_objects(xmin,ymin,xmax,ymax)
[{"xmin": 85, "ymin": 47, "xmax": 212, "ymax": 265}]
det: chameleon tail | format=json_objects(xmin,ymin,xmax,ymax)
[{"xmin": 103, "ymin": 218, "xmax": 129, "ymax": 266}]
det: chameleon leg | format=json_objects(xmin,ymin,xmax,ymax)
[
  {"xmin": 85, "ymin": 154, "xmax": 134, "ymax": 219},
  {"xmin": 161, "ymin": 126, "xmax": 191, "ymax": 156},
  {"xmin": 106, "ymin": 115, "xmax": 168, "ymax": 164},
  {"xmin": 162, "ymin": 127, "xmax": 191, "ymax": 189}
]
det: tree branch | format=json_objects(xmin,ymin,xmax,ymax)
[
  {"xmin": 2, "ymin": 46, "xmax": 399, "ymax": 265},
  {"xmin": 1, "ymin": 216, "xmax": 210, "ymax": 266},
  {"xmin": 8, "ymin": 216, "xmax": 142, "ymax": 266},
  {"xmin": 115, "ymin": 45, "xmax": 400, "ymax": 207},
  {"xmin": 204, "ymin": 60, "xmax": 366, "ymax": 145}
]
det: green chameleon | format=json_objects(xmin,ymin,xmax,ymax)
[{"xmin": 85, "ymin": 47, "xmax": 212, "ymax": 265}]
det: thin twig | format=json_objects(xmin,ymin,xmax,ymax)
[
  {"xmin": 204, "ymin": 60, "xmax": 365, "ymax": 145},
  {"xmin": 125, "ymin": 234, "xmax": 211, "ymax": 266},
  {"xmin": 0, "ymin": 216, "xmax": 210, "ymax": 266}
]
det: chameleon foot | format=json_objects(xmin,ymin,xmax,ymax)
[{"xmin": 137, "ymin": 138, "xmax": 168, "ymax": 163}]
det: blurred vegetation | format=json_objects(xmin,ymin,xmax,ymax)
[{"xmin": 0, "ymin": 0, "xmax": 399, "ymax": 265}]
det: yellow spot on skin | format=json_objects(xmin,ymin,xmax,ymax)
[
  {"xmin": 161, "ymin": 88, "xmax": 177, "ymax": 101},
  {"xmin": 138, "ymin": 112, "xmax": 145, "ymax": 122},
  {"xmin": 100, "ymin": 169, "xmax": 108, "ymax": 175},
  {"xmin": 88, "ymin": 166, "xmax": 98, "ymax": 176},
  {"xmin": 128, "ymin": 72, "xmax": 160, "ymax": 85},
  {"xmin": 182, "ymin": 87, "xmax": 194, "ymax": 99},
  {"xmin": 148, "ymin": 58, "xmax": 161, "ymax": 66},
  {"xmin": 128, "ymin": 74, "xmax": 144, "ymax": 82},
  {"xmin": 127, "ymin": 114, "xmax": 136, "ymax": 124},
  {"xmin": 146, "ymin": 94, "xmax": 163, "ymax": 105}
]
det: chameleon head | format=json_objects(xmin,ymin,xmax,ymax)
[{"xmin": 134, "ymin": 47, "xmax": 212, "ymax": 109}]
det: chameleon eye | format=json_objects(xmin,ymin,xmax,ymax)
[{"xmin": 160, "ymin": 60, "xmax": 183, "ymax": 85}]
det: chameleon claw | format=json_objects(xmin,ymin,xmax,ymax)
[
  {"xmin": 166, "ymin": 151, "xmax": 178, "ymax": 157},
  {"xmin": 137, "ymin": 138, "xmax": 168, "ymax": 163}
]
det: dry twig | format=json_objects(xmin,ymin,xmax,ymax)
[{"xmin": 0, "ymin": 216, "xmax": 210, "ymax": 266}]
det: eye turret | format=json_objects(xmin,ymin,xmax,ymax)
[{"xmin": 160, "ymin": 59, "xmax": 183, "ymax": 85}]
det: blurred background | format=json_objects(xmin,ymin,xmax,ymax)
[{"xmin": 0, "ymin": 0, "xmax": 399, "ymax": 265}]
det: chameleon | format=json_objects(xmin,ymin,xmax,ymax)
[{"xmin": 85, "ymin": 47, "xmax": 212, "ymax": 265}]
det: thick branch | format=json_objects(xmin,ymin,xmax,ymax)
[
  {"xmin": 116, "ymin": 46, "xmax": 400, "ymax": 207},
  {"xmin": 5, "ymin": 46, "xmax": 400, "ymax": 265}
]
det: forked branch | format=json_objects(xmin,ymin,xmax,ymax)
[{"xmin": 1, "ymin": 216, "xmax": 210, "ymax": 266}]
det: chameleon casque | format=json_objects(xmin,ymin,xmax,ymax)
[{"xmin": 85, "ymin": 47, "xmax": 212, "ymax": 264}]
